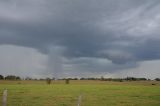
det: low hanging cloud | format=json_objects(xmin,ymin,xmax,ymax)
[{"xmin": 0, "ymin": 0, "xmax": 160, "ymax": 78}]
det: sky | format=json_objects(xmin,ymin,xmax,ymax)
[{"xmin": 0, "ymin": 0, "xmax": 160, "ymax": 79}]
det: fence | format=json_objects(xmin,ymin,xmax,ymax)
[
  {"xmin": 2, "ymin": 89, "xmax": 7, "ymax": 106},
  {"xmin": 2, "ymin": 90, "xmax": 82, "ymax": 106}
]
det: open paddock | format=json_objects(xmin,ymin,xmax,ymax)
[{"xmin": 0, "ymin": 80, "xmax": 160, "ymax": 106}]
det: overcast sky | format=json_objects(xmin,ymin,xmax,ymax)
[{"xmin": 0, "ymin": 0, "xmax": 160, "ymax": 79}]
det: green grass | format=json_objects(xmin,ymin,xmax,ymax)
[{"xmin": 0, "ymin": 80, "xmax": 160, "ymax": 106}]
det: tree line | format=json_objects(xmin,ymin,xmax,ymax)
[
  {"xmin": 0, "ymin": 74, "xmax": 160, "ymax": 81},
  {"xmin": 0, "ymin": 75, "xmax": 21, "ymax": 80},
  {"xmin": 79, "ymin": 77, "xmax": 149, "ymax": 81}
]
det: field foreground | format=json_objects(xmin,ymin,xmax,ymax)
[{"xmin": 0, "ymin": 80, "xmax": 160, "ymax": 106}]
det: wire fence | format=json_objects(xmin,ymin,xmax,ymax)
[{"xmin": 2, "ymin": 90, "xmax": 83, "ymax": 106}]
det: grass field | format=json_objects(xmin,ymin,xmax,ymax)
[{"xmin": 0, "ymin": 80, "xmax": 160, "ymax": 106}]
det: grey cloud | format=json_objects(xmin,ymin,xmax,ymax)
[{"xmin": 0, "ymin": 0, "xmax": 160, "ymax": 77}]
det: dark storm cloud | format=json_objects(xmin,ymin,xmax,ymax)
[{"xmin": 0, "ymin": 0, "xmax": 160, "ymax": 75}]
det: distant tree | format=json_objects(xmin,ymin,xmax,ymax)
[
  {"xmin": 88, "ymin": 78, "xmax": 97, "ymax": 80},
  {"xmin": 0, "ymin": 75, "xmax": 4, "ymax": 80},
  {"xmin": 125, "ymin": 77, "xmax": 137, "ymax": 81},
  {"xmin": 138, "ymin": 78, "xmax": 147, "ymax": 81},
  {"xmin": 73, "ymin": 78, "xmax": 78, "ymax": 80},
  {"xmin": 33, "ymin": 78, "xmax": 38, "ymax": 80},
  {"xmin": 25, "ymin": 77, "xmax": 32, "ymax": 80},
  {"xmin": 52, "ymin": 77, "xmax": 55, "ymax": 80},
  {"xmin": 101, "ymin": 76, "xmax": 104, "ymax": 81},
  {"xmin": 155, "ymin": 78, "xmax": 160, "ymax": 81},
  {"xmin": 66, "ymin": 78, "xmax": 78, "ymax": 80},
  {"xmin": 65, "ymin": 79, "xmax": 70, "ymax": 84},
  {"xmin": 46, "ymin": 78, "xmax": 52, "ymax": 84},
  {"xmin": 16, "ymin": 76, "xmax": 21, "ymax": 80},
  {"xmin": 5, "ymin": 75, "xmax": 21, "ymax": 80},
  {"xmin": 80, "ymin": 78, "xmax": 85, "ymax": 80},
  {"xmin": 147, "ymin": 79, "xmax": 151, "ymax": 81},
  {"xmin": 39, "ymin": 78, "xmax": 45, "ymax": 80}
]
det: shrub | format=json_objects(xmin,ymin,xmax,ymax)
[
  {"xmin": 65, "ymin": 79, "xmax": 70, "ymax": 84},
  {"xmin": 46, "ymin": 78, "xmax": 52, "ymax": 84}
]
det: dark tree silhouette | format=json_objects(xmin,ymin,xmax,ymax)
[{"xmin": 0, "ymin": 75, "xmax": 4, "ymax": 80}]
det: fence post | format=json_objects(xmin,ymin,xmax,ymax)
[
  {"xmin": 2, "ymin": 89, "xmax": 7, "ymax": 106},
  {"xmin": 77, "ymin": 94, "xmax": 82, "ymax": 106}
]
